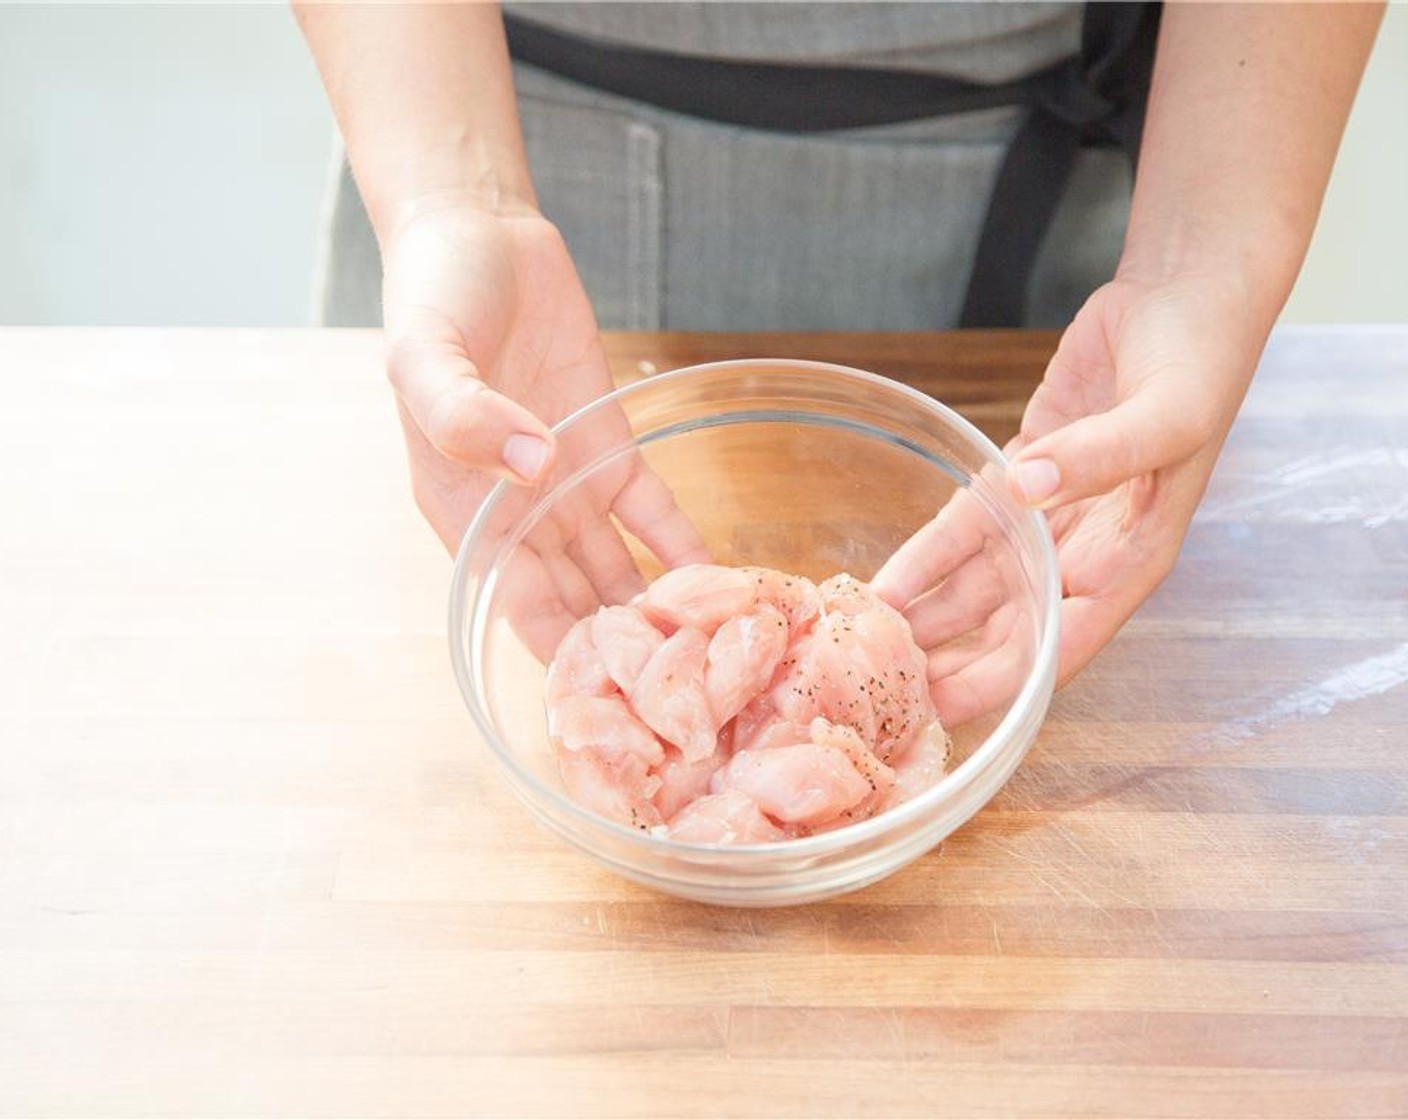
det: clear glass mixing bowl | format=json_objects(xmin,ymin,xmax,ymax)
[{"xmin": 450, "ymin": 360, "xmax": 1059, "ymax": 906}]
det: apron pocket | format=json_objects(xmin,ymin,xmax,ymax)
[{"xmin": 517, "ymin": 82, "xmax": 664, "ymax": 330}]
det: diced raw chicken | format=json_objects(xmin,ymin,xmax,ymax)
[
  {"xmin": 559, "ymin": 749, "xmax": 663, "ymax": 832},
  {"xmin": 739, "ymin": 717, "xmax": 813, "ymax": 755},
  {"xmin": 592, "ymin": 605, "xmax": 665, "ymax": 694},
  {"xmin": 817, "ymin": 571, "xmax": 875, "ymax": 615},
  {"xmin": 746, "ymin": 567, "xmax": 822, "ymax": 634},
  {"xmin": 544, "ymin": 565, "xmax": 947, "ymax": 844},
  {"xmin": 666, "ymin": 790, "xmax": 788, "ymax": 844},
  {"xmin": 630, "ymin": 626, "xmax": 716, "ymax": 762},
  {"xmin": 551, "ymin": 696, "xmax": 665, "ymax": 832},
  {"xmin": 810, "ymin": 717, "xmax": 895, "ymax": 801},
  {"xmin": 712, "ymin": 716, "xmax": 895, "ymax": 833},
  {"xmin": 704, "ymin": 603, "xmax": 789, "ymax": 725},
  {"xmin": 652, "ymin": 743, "xmax": 727, "ymax": 822},
  {"xmin": 544, "ymin": 615, "xmax": 614, "ymax": 706},
  {"xmin": 770, "ymin": 575, "xmax": 935, "ymax": 763},
  {"xmin": 550, "ymin": 694, "xmax": 664, "ymax": 767},
  {"xmin": 635, "ymin": 564, "xmax": 757, "ymax": 635},
  {"xmin": 886, "ymin": 720, "xmax": 951, "ymax": 809},
  {"xmin": 714, "ymin": 742, "xmax": 872, "ymax": 828},
  {"xmin": 729, "ymin": 694, "xmax": 781, "ymax": 753}
]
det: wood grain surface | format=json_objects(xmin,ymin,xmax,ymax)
[{"xmin": 1, "ymin": 327, "xmax": 1405, "ymax": 1118}]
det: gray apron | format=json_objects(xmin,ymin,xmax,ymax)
[{"xmin": 315, "ymin": 3, "xmax": 1131, "ymax": 332}]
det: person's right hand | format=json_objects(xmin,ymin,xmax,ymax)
[{"xmin": 381, "ymin": 197, "xmax": 706, "ymax": 654}]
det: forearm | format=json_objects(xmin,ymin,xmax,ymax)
[
  {"xmin": 1119, "ymin": 1, "xmax": 1383, "ymax": 333},
  {"xmin": 294, "ymin": 1, "xmax": 535, "ymax": 242}
]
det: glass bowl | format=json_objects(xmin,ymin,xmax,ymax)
[{"xmin": 450, "ymin": 359, "xmax": 1059, "ymax": 906}]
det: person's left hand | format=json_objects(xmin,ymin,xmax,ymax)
[{"xmin": 874, "ymin": 271, "xmax": 1266, "ymax": 723}]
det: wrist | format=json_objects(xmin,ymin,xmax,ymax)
[
  {"xmin": 366, "ymin": 140, "xmax": 540, "ymax": 247},
  {"xmin": 1115, "ymin": 204, "xmax": 1305, "ymax": 341}
]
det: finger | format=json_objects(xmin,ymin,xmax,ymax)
[
  {"xmin": 611, "ymin": 458, "xmax": 712, "ymax": 569},
  {"xmin": 930, "ymin": 643, "xmax": 1030, "ymax": 729},
  {"xmin": 466, "ymin": 489, "xmax": 598, "ymax": 660},
  {"xmin": 1007, "ymin": 380, "xmax": 1212, "ymax": 509},
  {"xmin": 385, "ymin": 326, "xmax": 554, "ymax": 483},
  {"xmin": 904, "ymin": 548, "xmax": 1009, "ymax": 651},
  {"xmin": 526, "ymin": 521, "xmax": 601, "ymax": 621},
  {"xmin": 563, "ymin": 504, "xmax": 650, "ymax": 605},
  {"xmin": 493, "ymin": 544, "xmax": 582, "ymax": 664},
  {"xmin": 1055, "ymin": 583, "xmax": 1158, "ymax": 687},
  {"xmin": 927, "ymin": 603, "xmax": 1032, "ymax": 728},
  {"xmin": 871, "ymin": 486, "xmax": 993, "ymax": 610}
]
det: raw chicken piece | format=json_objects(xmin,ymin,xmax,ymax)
[
  {"xmin": 770, "ymin": 575, "xmax": 934, "ymax": 763},
  {"xmin": 551, "ymin": 695, "xmax": 665, "ymax": 831},
  {"xmin": 630, "ymin": 626, "xmax": 716, "ymax": 762},
  {"xmin": 729, "ymin": 693, "xmax": 783, "ymax": 753},
  {"xmin": 666, "ymin": 790, "xmax": 787, "ymax": 844},
  {"xmin": 559, "ymin": 750, "xmax": 663, "ymax": 832},
  {"xmin": 746, "ymin": 567, "xmax": 822, "ymax": 634},
  {"xmin": 652, "ymin": 743, "xmax": 727, "ymax": 822},
  {"xmin": 544, "ymin": 615, "xmax": 614, "ymax": 706},
  {"xmin": 739, "ymin": 717, "xmax": 813, "ymax": 755},
  {"xmin": 543, "ymin": 564, "xmax": 947, "ymax": 844},
  {"xmin": 817, "ymin": 572, "xmax": 876, "ymax": 615},
  {"xmin": 551, "ymin": 695, "xmax": 664, "ymax": 767},
  {"xmin": 714, "ymin": 742, "xmax": 872, "ymax": 828},
  {"xmin": 810, "ymin": 718, "xmax": 895, "ymax": 802},
  {"xmin": 635, "ymin": 564, "xmax": 757, "ymax": 635},
  {"xmin": 803, "ymin": 718, "xmax": 897, "ymax": 831},
  {"xmin": 592, "ymin": 605, "xmax": 665, "ymax": 694},
  {"xmin": 704, "ymin": 603, "xmax": 789, "ymax": 725},
  {"xmin": 886, "ymin": 720, "xmax": 951, "ymax": 810}
]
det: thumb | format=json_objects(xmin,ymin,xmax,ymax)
[
  {"xmin": 1006, "ymin": 381, "xmax": 1212, "ymax": 508},
  {"xmin": 385, "ymin": 329, "xmax": 555, "ymax": 484}
]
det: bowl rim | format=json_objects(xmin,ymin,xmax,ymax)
[{"xmin": 450, "ymin": 357, "xmax": 1061, "ymax": 860}]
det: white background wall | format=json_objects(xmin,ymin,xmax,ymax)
[
  {"xmin": 1280, "ymin": 0, "xmax": 1408, "ymax": 323},
  {"xmin": 0, "ymin": 4, "xmax": 332, "ymax": 326},
  {"xmin": 2, "ymin": 2, "xmax": 1404, "ymax": 327}
]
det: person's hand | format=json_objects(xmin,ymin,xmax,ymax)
[
  {"xmin": 1006, "ymin": 273, "xmax": 1261, "ymax": 681},
  {"xmin": 876, "ymin": 272, "xmax": 1264, "ymax": 722},
  {"xmin": 382, "ymin": 197, "xmax": 707, "ymax": 655},
  {"xmin": 872, "ymin": 475, "xmax": 1037, "ymax": 728}
]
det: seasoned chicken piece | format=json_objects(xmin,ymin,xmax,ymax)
[
  {"xmin": 630, "ymin": 626, "xmax": 716, "ymax": 762},
  {"xmin": 544, "ymin": 565, "xmax": 947, "ymax": 843},
  {"xmin": 714, "ymin": 741, "xmax": 871, "ymax": 828},
  {"xmin": 770, "ymin": 575, "xmax": 935, "ymax": 763},
  {"xmin": 744, "ymin": 567, "xmax": 822, "ymax": 634},
  {"xmin": 634, "ymin": 564, "xmax": 757, "ymax": 635},
  {"xmin": 886, "ymin": 720, "xmax": 951, "ymax": 810},
  {"xmin": 704, "ymin": 602, "xmax": 789, "ymax": 725},
  {"xmin": 550, "ymin": 694, "xmax": 664, "ymax": 766},
  {"xmin": 652, "ymin": 742, "xmax": 728, "ymax": 822},
  {"xmin": 666, "ymin": 790, "xmax": 788, "ymax": 845},
  {"xmin": 591, "ymin": 605, "xmax": 665, "ymax": 694},
  {"xmin": 544, "ymin": 614, "xmax": 614, "ymax": 707},
  {"xmin": 550, "ymin": 694, "xmax": 664, "ymax": 831},
  {"xmin": 559, "ymin": 750, "xmax": 663, "ymax": 832}
]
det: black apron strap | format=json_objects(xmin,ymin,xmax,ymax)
[
  {"xmin": 959, "ymin": 2, "xmax": 1162, "ymax": 326},
  {"xmin": 504, "ymin": 4, "xmax": 1162, "ymax": 328},
  {"xmin": 503, "ymin": 14, "xmax": 1062, "ymax": 133}
]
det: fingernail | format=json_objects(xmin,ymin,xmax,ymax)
[
  {"xmin": 502, "ymin": 433, "xmax": 550, "ymax": 482},
  {"xmin": 1012, "ymin": 458, "xmax": 1060, "ymax": 505}
]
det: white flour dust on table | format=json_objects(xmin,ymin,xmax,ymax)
[{"xmin": 545, "ymin": 564, "xmax": 949, "ymax": 844}]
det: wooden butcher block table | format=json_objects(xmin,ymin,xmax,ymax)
[{"xmin": 1, "ymin": 327, "xmax": 1405, "ymax": 1117}]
